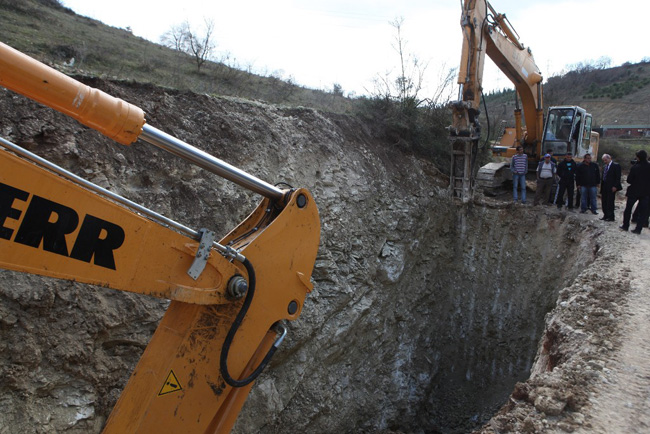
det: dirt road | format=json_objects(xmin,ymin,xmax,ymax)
[{"xmin": 576, "ymin": 229, "xmax": 650, "ymax": 433}]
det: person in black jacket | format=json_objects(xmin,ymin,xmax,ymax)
[
  {"xmin": 556, "ymin": 152, "xmax": 577, "ymax": 210},
  {"xmin": 575, "ymin": 153, "xmax": 600, "ymax": 214},
  {"xmin": 631, "ymin": 206, "xmax": 649, "ymax": 228},
  {"xmin": 621, "ymin": 150, "xmax": 650, "ymax": 234},
  {"xmin": 600, "ymin": 154, "xmax": 622, "ymax": 222}
]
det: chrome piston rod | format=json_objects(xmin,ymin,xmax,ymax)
[
  {"xmin": 140, "ymin": 124, "xmax": 284, "ymax": 201},
  {"xmin": 0, "ymin": 136, "xmax": 245, "ymax": 263}
]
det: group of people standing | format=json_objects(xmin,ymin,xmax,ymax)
[{"xmin": 510, "ymin": 146, "xmax": 650, "ymax": 234}]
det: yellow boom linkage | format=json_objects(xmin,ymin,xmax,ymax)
[
  {"xmin": 0, "ymin": 41, "xmax": 320, "ymax": 432},
  {"xmin": 449, "ymin": 0, "xmax": 544, "ymax": 200}
]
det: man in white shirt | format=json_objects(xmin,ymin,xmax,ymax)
[{"xmin": 534, "ymin": 154, "xmax": 557, "ymax": 206}]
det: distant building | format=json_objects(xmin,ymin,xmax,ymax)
[{"xmin": 598, "ymin": 125, "xmax": 650, "ymax": 138}]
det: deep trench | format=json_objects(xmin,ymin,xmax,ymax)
[
  {"xmin": 381, "ymin": 205, "xmax": 594, "ymax": 433},
  {"xmin": 0, "ymin": 184, "xmax": 596, "ymax": 434},
  {"xmin": 233, "ymin": 201, "xmax": 597, "ymax": 434}
]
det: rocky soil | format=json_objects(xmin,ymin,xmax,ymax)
[
  {"xmin": 0, "ymin": 78, "xmax": 648, "ymax": 433},
  {"xmin": 476, "ymin": 194, "xmax": 650, "ymax": 434}
]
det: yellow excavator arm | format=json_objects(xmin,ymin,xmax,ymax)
[
  {"xmin": 0, "ymin": 41, "xmax": 320, "ymax": 433},
  {"xmin": 449, "ymin": 0, "xmax": 545, "ymax": 200}
]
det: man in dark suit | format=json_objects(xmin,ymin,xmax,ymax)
[
  {"xmin": 600, "ymin": 154, "xmax": 622, "ymax": 222},
  {"xmin": 621, "ymin": 150, "xmax": 650, "ymax": 234}
]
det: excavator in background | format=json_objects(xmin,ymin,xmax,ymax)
[
  {"xmin": 449, "ymin": 0, "xmax": 599, "ymax": 201},
  {"xmin": 0, "ymin": 41, "xmax": 320, "ymax": 433}
]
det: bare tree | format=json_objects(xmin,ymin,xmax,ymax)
[
  {"xmin": 185, "ymin": 19, "xmax": 215, "ymax": 72},
  {"xmin": 391, "ymin": 17, "xmax": 412, "ymax": 103},
  {"xmin": 425, "ymin": 64, "xmax": 458, "ymax": 108},
  {"xmin": 160, "ymin": 22, "xmax": 189, "ymax": 52},
  {"xmin": 160, "ymin": 18, "xmax": 216, "ymax": 72},
  {"xmin": 372, "ymin": 17, "xmax": 428, "ymax": 107}
]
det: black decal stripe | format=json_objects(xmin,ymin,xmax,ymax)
[
  {"xmin": 14, "ymin": 195, "xmax": 79, "ymax": 256},
  {"xmin": 70, "ymin": 214, "xmax": 125, "ymax": 270},
  {"xmin": 0, "ymin": 182, "xmax": 29, "ymax": 240}
]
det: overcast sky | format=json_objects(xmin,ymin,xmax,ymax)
[{"xmin": 60, "ymin": 0, "xmax": 647, "ymax": 98}]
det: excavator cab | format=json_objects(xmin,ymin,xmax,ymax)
[{"xmin": 542, "ymin": 106, "xmax": 595, "ymax": 160}]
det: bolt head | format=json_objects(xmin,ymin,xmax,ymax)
[
  {"xmin": 296, "ymin": 194, "xmax": 307, "ymax": 208},
  {"xmin": 227, "ymin": 276, "xmax": 248, "ymax": 299}
]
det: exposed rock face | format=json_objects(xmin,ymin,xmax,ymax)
[
  {"xmin": 0, "ymin": 80, "xmax": 598, "ymax": 433},
  {"xmin": 237, "ymin": 204, "xmax": 597, "ymax": 433}
]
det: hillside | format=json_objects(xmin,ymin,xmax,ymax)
[
  {"xmin": 484, "ymin": 62, "xmax": 650, "ymax": 132},
  {"xmin": 0, "ymin": 0, "xmax": 353, "ymax": 113},
  {"xmin": 546, "ymin": 63, "xmax": 650, "ymax": 126}
]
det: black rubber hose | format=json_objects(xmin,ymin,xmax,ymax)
[{"xmin": 219, "ymin": 258, "xmax": 279, "ymax": 388}]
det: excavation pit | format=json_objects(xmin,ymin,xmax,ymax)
[
  {"xmin": 236, "ymin": 204, "xmax": 599, "ymax": 433},
  {"xmin": 402, "ymin": 206, "xmax": 597, "ymax": 432}
]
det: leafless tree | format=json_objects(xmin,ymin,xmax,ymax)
[
  {"xmin": 392, "ymin": 17, "xmax": 409, "ymax": 101},
  {"xmin": 185, "ymin": 19, "xmax": 215, "ymax": 72},
  {"xmin": 160, "ymin": 22, "xmax": 188, "ymax": 52},
  {"xmin": 424, "ymin": 63, "xmax": 458, "ymax": 108},
  {"xmin": 562, "ymin": 56, "xmax": 612, "ymax": 75},
  {"xmin": 371, "ymin": 17, "xmax": 429, "ymax": 107},
  {"xmin": 160, "ymin": 18, "xmax": 215, "ymax": 72}
]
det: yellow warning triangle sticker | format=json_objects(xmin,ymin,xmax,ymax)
[{"xmin": 158, "ymin": 370, "xmax": 183, "ymax": 396}]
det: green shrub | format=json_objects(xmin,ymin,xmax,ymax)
[
  {"xmin": 357, "ymin": 97, "xmax": 494, "ymax": 175},
  {"xmin": 583, "ymin": 76, "xmax": 650, "ymax": 100},
  {"xmin": 358, "ymin": 97, "xmax": 451, "ymax": 168}
]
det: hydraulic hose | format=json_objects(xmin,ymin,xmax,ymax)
[{"xmin": 219, "ymin": 258, "xmax": 280, "ymax": 388}]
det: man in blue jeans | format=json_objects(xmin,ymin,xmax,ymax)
[
  {"xmin": 575, "ymin": 153, "xmax": 600, "ymax": 214},
  {"xmin": 510, "ymin": 146, "xmax": 528, "ymax": 203}
]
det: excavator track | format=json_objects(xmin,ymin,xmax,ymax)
[{"xmin": 476, "ymin": 161, "xmax": 511, "ymax": 195}]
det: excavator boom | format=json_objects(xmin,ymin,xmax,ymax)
[
  {"xmin": 0, "ymin": 41, "xmax": 320, "ymax": 432},
  {"xmin": 450, "ymin": 0, "xmax": 544, "ymax": 200}
]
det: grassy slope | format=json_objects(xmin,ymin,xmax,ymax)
[
  {"xmin": 545, "ymin": 63, "xmax": 650, "ymax": 126},
  {"xmin": 484, "ymin": 62, "xmax": 650, "ymax": 128},
  {"xmin": 0, "ymin": 0, "xmax": 355, "ymax": 113}
]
